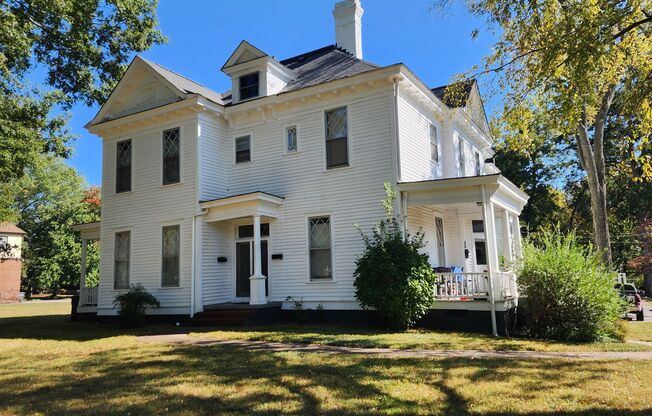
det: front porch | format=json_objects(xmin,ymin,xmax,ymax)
[
  {"xmin": 71, "ymin": 222, "xmax": 101, "ymax": 315},
  {"xmin": 398, "ymin": 174, "xmax": 529, "ymax": 335}
]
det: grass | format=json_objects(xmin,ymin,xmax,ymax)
[
  {"xmin": 1, "ymin": 301, "xmax": 651, "ymax": 415},
  {"xmin": 193, "ymin": 323, "xmax": 652, "ymax": 352}
]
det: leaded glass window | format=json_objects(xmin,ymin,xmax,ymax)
[
  {"xmin": 286, "ymin": 126, "xmax": 297, "ymax": 152},
  {"xmin": 325, "ymin": 108, "xmax": 348, "ymax": 168},
  {"xmin": 430, "ymin": 124, "xmax": 439, "ymax": 163},
  {"xmin": 114, "ymin": 231, "xmax": 130, "ymax": 289},
  {"xmin": 161, "ymin": 225, "xmax": 180, "ymax": 287},
  {"xmin": 309, "ymin": 217, "xmax": 332, "ymax": 280},
  {"xmin": 163, "ymin": 128, "xmax": 180, "ymax": 185},
  {"xmin": 116, "ymin": 140, "xmax": 131, "ymax": 193}
]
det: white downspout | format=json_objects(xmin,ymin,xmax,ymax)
[{"xmin": 190, "ymin": 208, "xmax": 208, "ymax": 318}]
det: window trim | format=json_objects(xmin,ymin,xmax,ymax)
[
  {"xmin": 474, "ymin": 151, "xmax": 482, "ymax": 176},
  {"xmin": 457, "ymin": 137, "xmax": 466, "ymax": 177},
  {"xmin": 160, "ymin": 224, "xmax": 181, "ymax": 288},
  {"xmin": 323, "ymin": 106, "xmax": 350, "ymax": 170},
  {"xmin": 429, "ymin": 123, "xmax": 440, "ymax": 163},
  {"xmin": 161, "ymin": 127, "xmax": 182, "ymax": 186},
  {"xmin": 284, "ymin": 124, "xmax": 299, "ymax": 154},
  {"xmin": 306, "ymin": 214, "xmax": 335, "ymax": 282},
  {"xmin": 435, "ymin": 216, "xmax": 446, "ymax": 266},
  {"xmin": 113, "ymin": 230, "xmax": 131, "ymax": 290},
  {"xmin": 115, "ymin": 139, "xmax": 133, "ymax": 194},
  {"xmin": 238, "ymin": 71, "xmax": 260, "ymax": 101},
  {"xmin": 234, "ymin": 134, "xmax": 252, "ymax": 164}
]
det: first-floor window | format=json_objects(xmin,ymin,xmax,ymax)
[
  {"xmin": 114, "ymin": 231, "xmax": 130, "ymax": 289},
  {"xmin": 474, "ymin": 240, "xmax": 487, "ymax": 266},
  {"xmin": 162, "ymin": 225, "xmax": 180, "ymax": 287},
  {"xmin": 435, "ymin": 217, "xmax": 445, "ymax": 265},
  {"xmin": 309, "ymin": 216, "xmax": 332, "ymax": 280}
]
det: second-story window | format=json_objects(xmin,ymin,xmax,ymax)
[
  {"xmin": 457, "ymin": 138, "xmax": 466, "ymax": 176},
  {"xmin": 235, "ymin": 135, "xmax": 251, "ymax": 163},
  {"xmin": 239, "ymin": 72, "xmax": 259, "ymax": 100},
  {"xmin": 116, "ymin": 139, "xmax": 132, "ymax": 193},
  {"xmin": 325, "ymin": 107, "xmax": 348, "ymax": 169},
  {"xmin": 429, "ymin": 124, "xmax": 439, "ymax": 163},
  {"xmin": 286, "ymin": 126, "xmax": 298, "ymax": 152},
  {"xmin": 474, "ymin": 151, "xmax": 482, "ymax": 176},
  {"xmin": 163, "ymin": 128, "xmax": 180, "ymax": 185}
]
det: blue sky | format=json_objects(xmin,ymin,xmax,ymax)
[{"xmin": 61, "ymin": 0, "xmax": 495, "ymax": 186}]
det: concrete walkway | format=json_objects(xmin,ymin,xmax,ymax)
[{"xmin": 138, "ymin": 333, "xmax": 652, "ymax": 361}]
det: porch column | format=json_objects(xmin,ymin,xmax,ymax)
[
  {"xmin": 481, "ymin": 185, "xmax": 499, "ymax": 336},
  {"xmin": 249, "ymin": 214, "xmax": 267, "ymax": 305},
  {"xmin": 501, "ymin": 210, "xmax": 514, "ymax": 267},
  {"xmin": 80, "ymin": 239, "xmax": 88, "ymax": 291}
]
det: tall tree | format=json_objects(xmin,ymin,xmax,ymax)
[
  {"xmin": 439, "ymin": 0, "xmax": 652, "ymax": 265},
  {"xmin": 0, "ymin": 0, "xmax": 164, "ymax": 220}
]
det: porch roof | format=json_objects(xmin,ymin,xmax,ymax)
[
  {"xmin": 397, "ymin": 174, "xmax": 529, "ymax": 215},
  {"xmin": 71, "ymin": 221, "xmax": 101, "ymax": 240},
  {"xmin": 200, "ymin": 191, "xmax": 284, "ymax": 222}
]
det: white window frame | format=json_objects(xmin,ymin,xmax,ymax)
[
  {"xmin": 457, "ymin": 137, "xmax": 466, "ymax": 177},
  {"xmin": 234, "ymin": 134, "xmax": 252, "ymax": 164},
  {"xmin": 160, "ymin": 224, "xmax": 181, "ymax": 288},
  {"xmin": 323, "ymin": 106, "xmax": 350, "ymax": 170},
  {"xmin": 161, "ymin": 126, "xmax": 182, "ymax": 186},
  {"xmin": 113, "ymin": 230, "xmax": 131, "ymax": 290},
  {"xmin": 238, "ymin": 71, "xmax": 260, "ymax": 101},
  {"xmin": 115, "ymin": 138, "xmax": 133, "ymax": 194},
  {"xmin": 474, "ymin": 151, "xmax": 482, "ymax": 176},
  {"xmin": 306, "ymin": 214, "xmax": 335, "ymax": 282}
]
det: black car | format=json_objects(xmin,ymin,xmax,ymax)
[{"xmin": 615, "ymin": 283, "xmax": 645, "ymax": 321}]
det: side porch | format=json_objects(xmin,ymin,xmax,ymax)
[
  {"xmin": 398, "ymin": 174, "xmax": 529, "ymax": 335},
  {"xmin": 71, "ymin": 221, "xmax": 101, "ymax": 315}
]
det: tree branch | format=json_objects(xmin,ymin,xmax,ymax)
[
  {"xmin": 613, "ymin": 15, "xmax": 652, "ymax": 40},
  {"xmin": 593, "ymin": 84, "xmax": 617, "ymax": 187}
]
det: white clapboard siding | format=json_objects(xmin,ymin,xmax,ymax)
[
  {"xmin": 201, "ymin": 221, "xmax": 232, "ymax": 305},
  {"xmin": 406, "ymin": 206, "xmax": 438, "ymax": 266},
  {"xmin": 397, "ymin": 91, "xmax": 444, "ymax": 182},
  {"xmin": 97, "ymin": 116, "xmax": 198, "ymax": 314},
  {"xmin": 198, "ymin": 113, "xmax": 229, "ymax": 201},
  {"xmin": 198, "ymin": 88, "xmax": 395, "ymax": 303}
]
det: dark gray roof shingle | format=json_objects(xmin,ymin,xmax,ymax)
[{"xmin": 430, "ymin": 80, "xmax": 475, "ymax": 108}]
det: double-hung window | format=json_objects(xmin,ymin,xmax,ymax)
[
  {"xmin": 325, "ymin": 107, "xmax": 348, "ymax": 168},
  {"xmin": 239, "ymin": 72, "xmax": 259, "ymax": 100},
  {"xmin": 161, "ymin": 225, "xmax": 180, "ymax": 287},
  {"xmin": 309, "ymin": 217, "xmax": 332, "ymax": 280},
  {"xmin": 474, "ymin": 151, "xmax": 481, "ymax": 176},
  {"xmin": 457, "ymin": 138, "xmax": 466, "ymax": 176},
  {"xmin": 435, "ymin": 217, "xmax": 445, "ymax": 265},
  {"xmin": 286, "ymin": 126, "xmax": 298, "ymax": 153},
  {"xmin": 116, "ymin": 140, "xmax": 132, "ymax": 193},
  {"xmin": 235, "ymin": 136, "xmax": 251, "ymax": 163},
  {"xmin": 114, "ymin": 231, "xmax": 130, "ymax": 289},
  {"xmin": 429, "ymin": 124, "xmax": 439, "ymax": 163},
  {"xmin": 163, "ymin": 128, "xmax": 180, "ymax": 185}
]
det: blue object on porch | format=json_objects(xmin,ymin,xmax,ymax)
[{"xmin": 450, "ymin": 266, "xmax": 464, "ymax": 282}]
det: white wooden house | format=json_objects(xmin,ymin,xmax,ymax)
[{"xmin": 73, "ymin": 0, "xmax": 528, "ymax": 335}]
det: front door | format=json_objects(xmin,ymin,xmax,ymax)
[{"xmin": 235, "ymin": 240, "xmax": 268, "ymax": 298}]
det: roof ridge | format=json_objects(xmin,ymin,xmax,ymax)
[{"xmin": 140, "ymin": 56, "xmax": 222, "ymax": 98}]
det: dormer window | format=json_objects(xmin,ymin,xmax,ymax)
[{"xmin": 239, "ymin": 72, "xmax": 259, "ymax": 100}]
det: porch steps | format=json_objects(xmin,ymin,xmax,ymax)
[{"xmin": 192, "ymin": 303, "xmax": 282, "ymax": 327}]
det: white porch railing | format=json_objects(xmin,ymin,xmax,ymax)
[
  {"xmin": 434, "ymin": 272, "xmax": 517, "ymax": 301},
  {"xmin": 80, "ymin": 287, "xmax": 98, "ymax": 306}
]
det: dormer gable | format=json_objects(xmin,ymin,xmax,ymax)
[{"xmin": 221, "ymin": 41, "xmax": 296, "ymax": 104}]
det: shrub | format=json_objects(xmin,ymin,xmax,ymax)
[
  {"xmin": 354, "ymin": 184, "xmax": 437, "ymax": 329},
  {"xmin": 113, "ymin": 284, "xmax": 160, "ymax": 327},
  {"xmin": 517, "ymin": 228, "xmax": 624, "ymax": 342}
]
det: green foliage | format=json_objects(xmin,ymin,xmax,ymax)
[
  {"xmin": 8, "ymin": 155, "xmax": 100, "ymax": 293},
  {"xmin": 518, "ymin": 228, "xmax": 624, "ymax": 342},
  {"xmin": 354, "ymin": 184, "xmax": 437, "ymax": 329},
  {"xmin": 113, "ymin": 284, "xmax": 160, "ymax": 327}
]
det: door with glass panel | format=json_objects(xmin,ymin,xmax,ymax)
[{"xmin": 235, "ymin": 224, "xmax": 269, "ymax": 298}]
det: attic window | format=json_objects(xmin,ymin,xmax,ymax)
[{"xmin": 239, "ymin": 72, "xmax": 259, "ymax": 100}]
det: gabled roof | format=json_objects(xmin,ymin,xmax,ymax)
[
  {"xmin": 430, "ymin": 80, "xmax": 475, "ymax": 108},
  {"xmin": 141, "ymin": 57, "xmax": 224, "ymax": 105},
  {"xmin": 0, "ymin": 223, "xmax": 25, "ymax": 235},
  {"xmin": 279, "ymin": 45, "xmax": 380, "ymax": 93},
  {"xmin": 222, "ymin": 40, "xmax": 269, "ymax": 70}
]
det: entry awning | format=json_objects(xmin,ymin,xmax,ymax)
[
  {"xmin": 71, "ymin": 221, "xmax": 101, "ymax": 240},
  {"xmin": 200, "ymin": 191, "xmax": 284, "ymax": 222},
  {"xmin": 397, "ymin": 174, "xmax": 529, "ymax": 215}
]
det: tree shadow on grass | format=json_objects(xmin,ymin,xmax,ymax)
[{"xmin": 0, "ymin": 337, "xmax": 649, "ymax": 416}]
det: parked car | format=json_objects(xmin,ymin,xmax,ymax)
[{"xmin": 615, "ymin": 283, "xmax": 645, "ymax": 321}]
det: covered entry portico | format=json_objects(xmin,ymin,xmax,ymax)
[
  {"xmin": 398, "ymin": 174, "xmax": 529, "ymax": 336},
  {"xmin": 199, "ymin": 192, "xmax": 284, "ymax": 308}
]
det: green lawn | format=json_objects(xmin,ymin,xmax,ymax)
[
  {"xmin": 1, "ymin": 301, "xmax": 651, "ymax": 415},
  {"xmin": 193, "ymin": 323, "xmax": 652, "ymax": 353}
]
